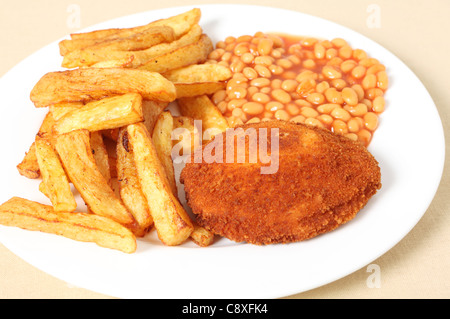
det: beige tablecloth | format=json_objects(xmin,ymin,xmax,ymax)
[{"xmin": 0, "ymin": 0, "xmax": 449, "ymax": 299}]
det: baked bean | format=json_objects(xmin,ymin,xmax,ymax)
[
  {"xmin": 212, "ymin": 89, "xmax": 227, "ymax": 105},
  {"xmin": 367, "ymin": 64, "xmax": 385, "ymax": 75},
  {"xmin": 208, "ymin": 32, "xmax": 388, "ymax": 147},
  {"xmin": 339, "ymin": 45, "xmax": 353, "ymax": 59},
  {"xmin": 372, "ymin": 96, "xmax": 385, "ymax": 113},
  {"xmin": 271, "ymin": 78, "xmax": 282, "ymax": 90},
  {"xmin": 322, "ymin": 66, "xmax": 342, "ymax": 79},
  {"xmin": 332, "ymin": 120, "xmax": 348, "ymax": 134},
  {"xmin": 342, "ymin": 87, "xmax": 358, "ymax": 106},
  {"xmin": 306, "ymin": 92, "xmax": 325, "ymax": 105},
  {"xmin": 365, "ymin": 88, "xmax": 384, "ymax": 100},
  {"xmin": 317, "ymin": 114, "xmax": 333, "ymax": 126},
  {"xmin": 352, "ymin": 49, "xmax": 367, "ymax": 61},
  {"xmin": 344, "ymin": 103, "xmax": 368, "ymax": 116},
  {"xmin": 294, "ymin": 99, "xmax": 313, "ymax": 107},
  {"xmin": 243, "ymin": 67, "xmax": 258, "ymax": 80},
  {"xmin": 314, "ymin": 43, "xmax": 326, "ymax": 59},
  {"xmin": 303, "ymin": 59, "xmax": 316, "ymax": 69},
  {"xmin": 282, "ymin": 79, "xmax": 298, "ymax": 92},
  {"xmin": 341, "ymin": 60, "xmax": 357, "ymax": 73},
  {"xmin": 252, "ymin": 92, "xmax": 271, "ymax": 104},
  {"xmin": 357, "ymin": 129, "xmax": 372, "ymax": 146},
  {"xmin": 250, "ymin": 77, "xmax": 271, "ymax": 87},
  {"xmin": 268, "ymin": 64, "xmax": 283, "ymax": 75},
  {"xmin": 324, "ymin": 88, "xmax": 344, "ymax": 104},
  {"xmin": 241, "ymin": 52, "xmax": 255, "ymax": 64},
  {"xmin": 347, "ymin": 118, "xmax": 361, "ymax": 132},
  {"xmin": 316, "ymin": 81, "xmax": 330, "ymax": 93},
  {"xmin": 266, "ymin": 101, "xmax": 284, "ymax": 112},
  {"xmin": 247, "ymin": 86, "xmax": 259, "ymax": 98},
  {"xmin": 301, "ymin": 106, "xmax": 319, "ymax": 118},
  {"xmin": 325, "ymin": 48, "xmax": 338, "ymax": 59},
  {"xmin": 290, "ymin": 115, "xmax": 306, "ymax": 123},
  {"xmin": 351, "ymin": 84, "xmax": 365, "ymax": 101},
  {"xmin": 274, "ymin": 109, "xmax": 290, "ymax": 121},
  {"xmin": 246, "ymin": 117, "xmax": 261, "ymax": 124},
  {"xmin": 377, "ymin": 71, "xmax": 389, "ymax": 90},
  {"xmin": 227, "ymin": 99, "xmax": 247, "ymax": 111},
  {"xmin": 254, "ymin": 65, "xmax": 271, "ymax": 78},
  {"xmin": 331, "ymin": 107, "xmax": 351, "ymax": 121},
  {"xmin": 296, "ymin": 79, "xmax": 316, "ymax": 96},
  {"xmin": 305, "ymin": 117, "xmax": 324, "ymax": 128},
  {"xmin": 362, "ymin": 73, "xmax": 377, "ymax": 90},
  {"xmin": 330, "ymin": 79, "xmax": 347, "ymax": 90},
  {"xmin": 364, "ymin": 112, "xmax": 379, "ymax": 131},
  {"xmin": 317, "ymin": 103, "xmax": 340, "ymax": 114},
  {"xmin": 242, "ymin": 102, "xmax": 264, "ymax": 115},
  {"xmin": 255, "ymin": 56, "xmax": 274, "ymax": 66},
  {"xmin": 272, "ymin": 89, "xmax": 292, "ymax": 104},
  {"xmin": 331, "ymin": 38, "xmax": 348, "ymax": 48},
  {"xmin": 228, "ymin": 86, "xmax": 247, "ymax": 99},
  {"xmin": 286, "ymin": 103, "xmax": 300, "ymax": 115},
  {"xmin": 345, "ymin": 133, "xmax": 358, "ymax": 141}
]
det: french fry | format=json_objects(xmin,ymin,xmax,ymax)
[
  {"xmin": 17, "ymin": 112, "xmax": 56, "ymax": 179},
  {"xmin": 172, "ymin": 116, "xmax": 201, "ymax": 155},
  {"xmin": 116, "ymin": 128, "xmax": 153, "ymax": 237},
  {"xmin": 126, "ymin": 123, "xmax": 193, "ymax": 245},
  {"xmin": 16, "ymin": 142, "xmax": 40, "ymax": 179},
  {"xmin": 89, "ymin": 56, "xmax": 135, "ymax": 69},
  {"xmin": 90, "ymin": 131, "xmax": 112, "ymax": 187},
  {"xmin": 177, "ymin": 95, "xmax": 229, "ymax": 139},
  {"xmin": 53, "ymin": 93, "xmax": 143, "ymax": 135},
  {"xmin": 152, "ymin": 114, "xmax": 214, "ymax": 247},
  {"xmin": 0, "ymin": 197, "xmax": 136, "ymax": 253},
  {"xmin": 61, "ymin": 23, "xmax": 203, "ymax": 69},
  {"xmin": 137, "ymin": 34, "xmax": 213, "ymax": 73},
  {"xmin": 190, "ymin": 224, "xmax": 215, "ymax": 247},
  {"xmin": 61, "ymin": 26, "xmax": 175, "ymax": 68},
  {"xmin": 174, "ymin": 82, "xmax": 226, "ymax": 98},
  {"xmin": 151, "ymin": 111, "xmax": 177, "ymax": 196},
  {"xmin": 49, "ymin": 102, "xmax": 84, "ymax": 121},
  {"xmin": 55, "ymin": 129, "xmax": 136, "ymax": 229},
  {"xmin": 67, "ymin": 8, "xmax": 200, "ymax": 44},
  {"xmin": 163, "ymin": 64, "xmax": 232, "ymax": 83},
  {"xmin": 30, "ymin": 68, "xmax": 176, "ymax": 108},
  {"xmin": 142, "ymin": 99, "xmax": 168, "ymax": 134},
  {"xmin": 35, "ymin": 135, "xmax": 77, "ymax": 212}
]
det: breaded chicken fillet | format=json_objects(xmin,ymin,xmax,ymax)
[{"xmin": 180, "ymin": 120, "xmax": 381, "ymax": 245}]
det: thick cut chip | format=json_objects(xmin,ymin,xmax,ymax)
[
  {"xmin": 17, "ymin": 111, "xmax": 56, "ymax": 179},
  {"xmin": 126, "ymin": 123, "xmax": 193, "ymax": 245},
  {"xmin": 151, "ymin": 111, "xmax": 178, "ymax": 196},
  {"xmin": 163, "ymin": 64, "xmax": 232, "ymax": 83},
  {"xmin": 68, "ymin": 8, "xmax": 200, "ymax": 43},
  {"xmin": 0, "ymin": 197, "xmax": 136, "ymax": 253},
  {"xmin": 90, "ymin": 131, "xmax": 112, "ymax": 187},
  {"xmin": 177, "ymin": 95, "xmax": 229, "ymax": 139},
  {"xmin": 61, "ymin": 26, "xmax": 175, "ymax": 68},
  {"xmin": 142, "ymin": 99, "xmax": 168, "ymax": 134},
  {"xmin": 172, "ymin": 116, "xmax": 201, "ymax": 155},
  {"xmin": 55, "ymin": 129, "xmax": 136, "ymax": 229},
  {"xmin": 35, "ymin": 135, "xmax": 77, "ymax": 212},
  {"xmin": 53, "ymin": 93, "xmax": 143, "ymax": 135},
  {"xmin": 174, "ymin": 82, "xmax": 225, "ymax": 98},
  {"xmin": 30, "ymin": 68, "xmax": 176, "ymax": 108},
  {"xmin": 116, "ymin": 128, "xmax": 153, "ymax": 237},
  {"xmin": 137, "ymin": 34, "xmax": 213, "ymax": 73}
]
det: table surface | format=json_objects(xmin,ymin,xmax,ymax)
[{"xmin": 1, "ymin": 0, "xmax": 449, "ymax": 299}]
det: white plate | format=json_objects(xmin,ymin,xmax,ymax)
[{"xmin": 0, "ymin": 4, "xmax": 445, "ymax": 299}]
